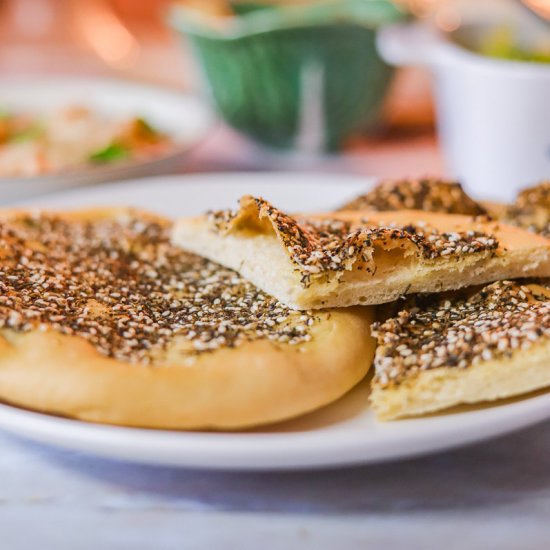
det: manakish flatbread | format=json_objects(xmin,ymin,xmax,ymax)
[
  {"xmin": 370, "ymin": 279, "xmax": 550, "ymax": 420},
  {"xmin": 172, "ymin": 196, "xmax": 550, "ymax": 310},
  {"xmin": 0, "ymin": 208, "xmax": 375, "ymax": 429},
  {"xmin": 497, "ymin": 181, "xmax": 550, "ymax": 238},
  {"xmin": 338, "ymin": 177, "xmax": 487, "ymax": 216}
]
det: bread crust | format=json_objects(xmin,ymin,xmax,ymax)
[
  {"xmin": 338, "ymin": 178, "xmax": 487, "ymax": 216},
  {"xmin": 172, "ymin": 197, "xmax": 550, "ymax": 309},
  {"xmin": 0, "ymin": 307, "xmax": 375, "ymax": 429},
  {"xmin": 370, "ymin": 279, "xmax": 550, "ymax": 420},
  {"xmin": 370, "ymin": 340, "xmax": 550, "ymax": 420},
  {"xmin": 485, "ymin": 181, "xmax": 550, "ymax": 238},
  {"xmin": 0, "ymin": 207, "xmax": 376, "ymax": 429}
]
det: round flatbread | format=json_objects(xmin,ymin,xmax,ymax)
[{"xmin": 0, "ymin": 208, "xmax": 374, "ymax": 429}]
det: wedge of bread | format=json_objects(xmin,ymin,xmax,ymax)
[
  {"xmin": 338, "ymin": 177, "xmax": 487, "ymax": 216},
  {"xmin": 370, "ymin": 279, "xmax": 550, "ymax": 420},
  {"xmin": 498, "ymin": 181, "xmax": 550, "ymax": 238},
  {"xmin": 0, "ymin": 208, "xmax": 375, "ymax": 429},
  {"xmin": 172, "ymin": 196, "xmax": 550, "ymax": 309}
]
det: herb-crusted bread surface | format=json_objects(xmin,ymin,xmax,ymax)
[
  {"xmin": 0, "ymin": 208, "xmax": 375, "ymax": 429},
  {"xmin": 173, "ymin": 196, "xmax": 550, "ymax": 309}
]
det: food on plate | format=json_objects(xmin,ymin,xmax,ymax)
[
  {"xmin": 476, "ymin": 26, "xmax": 550, "ymax": 64},
  {"xmin": 0, "ymin": 208, "xmax": 374, "ymax": 429},
  {"xmin": 0, "ymin": 175, "xmax": 547, "ymax": 430},
  {"xmin": 370, "ymin": 279, "xmax": 550, "ymax": 420},
  {"xmin": 0, "ymin": 106, "xmax": 172, "ymax": 177},
  {"xmin": 338, "ymin": 177, "xmax": 488, "ymax": 216},
  {"xmin": 172, "ymin": 195, "xmax": 550, "ymax": 309},
  {"xmin": 496, "ymin": 181, "xmax": 550, "ymax": 238}
]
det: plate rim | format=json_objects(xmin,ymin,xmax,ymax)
[
  {"xmin": 1, "ymin": 389, "xmax": 549, "ymax": 470},
  {"xmin": 4, "ymin": 172, "xmax": 550, "ymax": 470}
]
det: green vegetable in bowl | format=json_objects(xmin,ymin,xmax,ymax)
[
  {"xmin": 89, "ymin": 143, "xmax": 130, "ymax": 163},
  {"xmin": 479, "ymin": 27, "xmax": 550, "ymax": 64}
]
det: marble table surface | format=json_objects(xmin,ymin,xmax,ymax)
[{"xmin": 2, "ymin": 419, "xmax": 550, "ymax": 550}]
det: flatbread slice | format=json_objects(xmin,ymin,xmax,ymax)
[
  {"xmin": 338, "ymin": 177, "xmax": 487, "ymax": 216},
  {"xmin": 172, "ymin": 195, "xmax": 550, "ymax": 309},
  {"xmin": 492, "ymin": 181, "xmax": 550, "ymax": 238},
  {"xmin": 0, "ymin": 208, "xmax": 375, "ymax": 429},
  {"xmin": 370, "ymin": 279, "xmax": 550, "ymax": 420}
]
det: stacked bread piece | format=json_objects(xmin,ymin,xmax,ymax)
[
  {"xmin": 173, "ymin": 178, "xmax": 550, "ymax": 421},
  {"xmin": 0, "ymin": 178, "xmax": 548, "ymax": 428}
]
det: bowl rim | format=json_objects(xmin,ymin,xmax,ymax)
[
  {"xmin": 168, "ymin": 0, "xmax": 407, "ymax": 40},
  {"xmin": 378, "ymin": 22, "xmax": 550, "ymax": 79},
  {"xmin": 438, "ymin": 33, "xmax": 550, "ymax": 78}
]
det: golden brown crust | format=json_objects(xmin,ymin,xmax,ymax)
[
  {"xmin": 0, "ymin": 307, "xmax": 375, "ymax": 429},
  {"xmin": 482, "ymin": 182, "xmax": 550, "ymax": 237},
  {"xmin": 338, "ymin": 178, "xmax": 487, "ymax": 216},
  {"xmin": 211, "ymin": 197, "xmax": 499, "ymax": 284},
  {"xmin": 173, "ymin": 196, "xmax": 550, "ymax": 309},
  {"xmin": 0, "ymin": 207, "xmax": 376, "ymax": 429},
  {"xmin": 501, "ymin": 181, "xmax": 550, "ymax": 237},
  {"xmin": 370, "ymin": 279, "xmax": 550, "ymax": 420},
  {"xmin": 370, "ymin": 340, "xmax": 550, "ymax": 420},
  {"xmin": 515, "ymin": 181, "xmax": 550, "ymax": 211}
]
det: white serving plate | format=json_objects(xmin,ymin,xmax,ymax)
[
  {"xmin": 3, "ymin": 172, "xmax": 549, "ymax": 471},
  {"xmin": 0, "ymin": 77, "xmax": 214, "ymax": 203}
]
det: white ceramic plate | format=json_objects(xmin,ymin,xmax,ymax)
[
  {"xmin": 3, "ymin": 172, "xmax": 550, "ymax": 470},
  {"xmin": 0, "ymin": 77, "xmax": 214, "ymax": 203}
]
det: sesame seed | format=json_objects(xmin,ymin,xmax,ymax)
[
  {"xmin": 209, "ymin": 198, "xmax": 499, "ymax": 289},
  {"xmin": 0, "ymin": 214, "xmax": 319, "ymax": 364},
  {"xmin": 337, "ymin": 178, "xmax": 488, "ymax": 216},
  {"xmin": 372, "ymin": 279, "xmax": 550, "ymax": 387},
  {"xmin": 502, "ymin": 181, "xmax": 550, "ymax": 237}
]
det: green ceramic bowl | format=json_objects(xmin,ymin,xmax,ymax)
[{"xmin": 170, "ymin": 0, "xmax": 407, "ymax": 151}]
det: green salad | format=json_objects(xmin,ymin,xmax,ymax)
[{"xmin": 478, "ymin": 27, "xmax": 550, "ymax": 64}]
